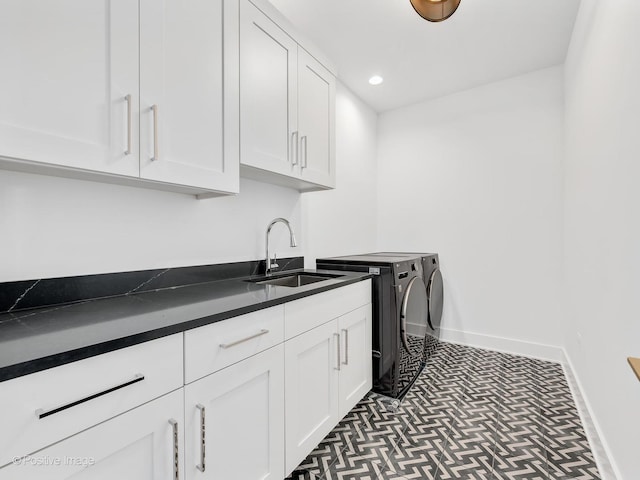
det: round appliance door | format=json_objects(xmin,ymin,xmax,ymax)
[
  {"xmin": 400, "ymin": 276, "xmax": 428, "ymax": 358},
  {"xmin": 427, "ymin": 268, "xmax": 444, "ymax": 331}
]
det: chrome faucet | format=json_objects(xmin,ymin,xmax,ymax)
[{"xmin": 265, "ymin": 218, "xmax": 297, "ymax": 275}]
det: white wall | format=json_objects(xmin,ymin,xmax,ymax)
[
  {"xmin": 564, "ymin": 0, "xmax": 640, "ymax": 477},
  {"xmin": 0, "ymin": 173, "xmax": 302, "ymax": 282},
  {"xmin": 302, "ymin": 82, "xmax": 378, "ymax": 267},
  {"xmin": 376, "ymin": 67, "xmax": 565, "ymax": 353},
  {"xmin": 0, "ymin": 81, "xmax": 377, "ymax": 283}
]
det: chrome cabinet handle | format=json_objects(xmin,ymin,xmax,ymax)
[
  {"xmin": 168, "ymin": 419, "xmax": 179, "ymax": 480},
  {"xmin": 219, "ymin": 329, "xmax": 269, "ymax": 349},
  {"xmin": 291, "ymin": 131, "xmax": 299, "ymax": 166},
  {"xmin": 196, "ymin": 404, "xmax": 206, "ymax": 472},
  {"xmin": 35, "ymin": 374, "xmax": 145, "ymax": 419},
  {"xmin": 342, "ymin": 328, "xmax": 349, "ymax": 365},
  {"xmin": 124, "ymin": 94, "xmax": 132, "ymax": 155},
  {"xmin": 301, "ymin": 135, "xmax": 308, "ymax": 169},
  {"xmin": 151, "ymin": 104, "xmax": 159, "ymax": 161},
  {"xmin": 334, "ymin": 333, "xmax": 341, "ymax": 371}
]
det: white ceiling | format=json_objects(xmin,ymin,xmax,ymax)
[{"xmin": 268, "ymin": 0, "xmax": 581, "ymax": 113}]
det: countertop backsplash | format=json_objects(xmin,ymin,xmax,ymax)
[{"xmin": 0, "ymin": 257, "xmax": 304, "ymax": 314}]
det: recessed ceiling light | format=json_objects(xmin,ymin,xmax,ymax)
[{"xmin": 369, "ymin": 75, "xmax": 384, "ymax": 86}]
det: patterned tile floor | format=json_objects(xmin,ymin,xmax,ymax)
[{"xmin": 286, "ymin": 342, "xmax": 600, "ymax": 480}]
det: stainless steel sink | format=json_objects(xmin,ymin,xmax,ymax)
[{"xmin": 247, "ymin": 272, "xmax": 342, "ymax": 287}]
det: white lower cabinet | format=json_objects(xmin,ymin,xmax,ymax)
[
  {"xmin": 0, "ymin": 282, "xmax": 372, "ymax": 480},
  {"xmin": 0, "ymin": 389, "xmax": 184, "ymax": 480},
  {"xmin": 184, "ymin": 344, "xmax": 285, "ymax": 480},
  {"xmin": 284, "ymin": 320, "xmax": 340, "ymax": 473},
  {"xmin": 338, "ymin": 305, "xmax": 373, "ymax": 419},
  {"xmin": 284, "ymin": 303, "xmax": 373, "ymax": 475},
  {"xmin": 0, "ymin": 333, "xmax": 184, "ymax": 469}
]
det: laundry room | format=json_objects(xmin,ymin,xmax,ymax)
[{"xmin": 0, "ymin": 0, "xmax": 638, "ymax": 479}]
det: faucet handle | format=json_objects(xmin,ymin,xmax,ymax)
[{"xmin": 271, "ymin": 253, "xmax": 279, "ymax": 270}]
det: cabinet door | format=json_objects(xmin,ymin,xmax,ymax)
[
  {"xmin": 0, "ymin": 390, "xmax": 184, "ymax": 480},
  {"xmin": 139, "ymin": 0, "xmax": 239, "ymax": 193},
  {"xmin": 285, "ymin": 319, "xmax": 340, "ymax": 475},
  {"xmin": 240, "ymin": 0, "xmax": 298, "ymax": 177},
  {"xmin": 184, "ymin": 345, "xmax": 285, "ymax": 480},
  {"xmin": 338, "ymin": 305, "xmax": 373, "ymax": 418},
  {"xmin": 0, "ymin": 0, "xmax": 139, "ymax": 176},
  {"xmin": 297, "ymin": 48, "xmax": 336, "ymax": 188}
]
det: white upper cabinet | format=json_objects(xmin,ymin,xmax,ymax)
[
  {"xmin": 297, "ymin": 47, "xmax": 336, "ymax": 188},
  {"xmin": 0, "ymin": 0, "xmax": 335, "ymax": 195},
  {"xmin": 239, "ymin": 0, "xmax": 336, "ymax": 191},
  {"xmin": 140, "ymin": 0, "xmax": 239, "ymax": 193},
  {"xmin": 0, "ymin": 0, "xmax": 139, "ymax": 177},
  {"xmin": 240, "ymin": 0, "xmax": 298, "ymax": 179},
  {"xmin": 0, "ymin": 0, "xmax": 239, "ymax": 197}
]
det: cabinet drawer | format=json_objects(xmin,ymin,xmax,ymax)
[
  {"xmin": 184, "ymin": 305, "xmax": 284, "ymax": 384},
  {"xmin": 0, "ymin": 389, "xmax": 184, "ymax": 480},
  {"xmin": 285, "ymin": 280, "xmax": 371, "ymax": 340},
  {"xmin": 0, "ymin": 333, "xmax": 183, "ymax": 468}
]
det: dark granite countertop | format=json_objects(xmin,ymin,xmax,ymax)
[{"xmin": 0, "ymin": 269, "xmax": 371, "ymax": 383}]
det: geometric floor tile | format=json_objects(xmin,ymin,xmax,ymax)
[
  {"xmin": 380, "ymin": 434, "xmax": 441, "ymax": 480},
  {"xmin": 286, "ymin": 342, "xmax": 601, "ymax": 480},
  {"xmin": 286, "ymin": 469, "xmax": 321, "ymax": 480}
]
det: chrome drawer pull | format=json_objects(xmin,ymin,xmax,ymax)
[
  {"xmin": 301, "ymin": 135, "xmax": 308, "ymax": 169},
  {"xmin": 219, "ymin": 329, "xmax": 269, "ymax": 349},
  {"xmin": 291, "ymin": 130, "xmax": 299, "ymax": 166},
  {"xmin": 196, "ymin": 404, "xmax": 206, "ymax": 472},
  {"xmin": 151, "ymin": 104, "xmax": 159, "ymax": 161},
  {"xmin": 342, "ymin": 328, "xmax": 349, "ymax": 365},
  {"xmin": 35, "ymin": 373, "xmax": 145, "ymax": 419},
  {"xmin": 124, "ymin": 94, "xmax": 132, "ymax": 155},
  {"xmin": 334, "ymin": 333, "xmax": 341, "ymax": 371},
  {"xmin": 169, "ymin": 418, "xmax": 180, "ymax": 480}
]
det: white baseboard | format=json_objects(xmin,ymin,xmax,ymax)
[
  {"xmin": 561, "ymin": 351, "xmax": 620, "ymax": 480},
  {"xmin": 438, "ymin": 327, "xmax": 618, "ymax": 479},
  {"xmin": 439, "ymin": 327, "xmax": 564, "ymax": 362}
]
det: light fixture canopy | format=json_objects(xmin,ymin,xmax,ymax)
[{"xmin": 410, "ymin": 0, "xmax": 461, "ymax": 22}]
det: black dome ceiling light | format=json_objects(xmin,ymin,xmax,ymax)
[{"xmin": 410, "ymin": 0, "xmax": 462, "ymax": 22}]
